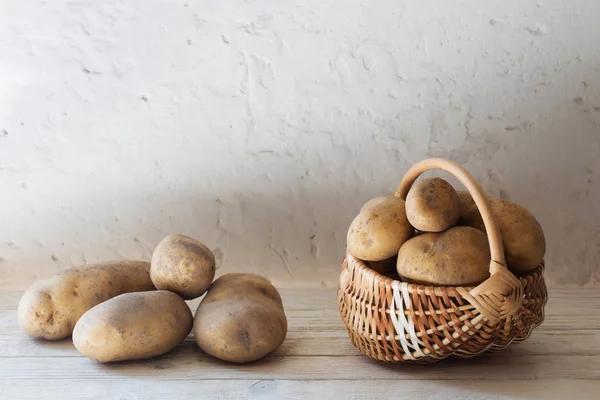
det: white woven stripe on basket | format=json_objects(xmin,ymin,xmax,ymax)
[{"xmin": 389, "ymin": 281, "xmax": 425, "ymax": 360}]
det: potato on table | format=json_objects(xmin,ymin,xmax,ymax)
[
  {"xmin": 151, "ymin": 233, "xmax": 216, "ymax": 300},
  {"xmin": 464, "ymin": 197, "xmax": 546, "ymax": 276},
  {"xmin": 73, "ymin": 290, "xmax": 193, "ymax": 363},
  {"xmin": 405, "ymin": 177, "xmax": 461, "ymax": 232},
  {"xmin": 397, "ymin": 226, "xmax": 490, "ymax": 286},
  {"xmin": 347, "ymin": 195, "xmax": 413, "ymax": 261},
  {"xmin": 18, "ymin": 260, "xmax": 155, "ymax": 340},
  {"xmin": 193, "ymin": 273, "xmax": 287, "ymax": 364}
]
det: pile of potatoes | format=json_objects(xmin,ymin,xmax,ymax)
[
  {"xmin": 17, "ymin": 234, "xmax": 287, "ymax": 364},
  {"xmin": 347, "ymin": 177, "xmax": 546, "ymax": 286}
]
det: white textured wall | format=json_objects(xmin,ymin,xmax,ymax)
[{"xmin": 1, "ymin": 0, "xmax": 599, "ymax": 289}]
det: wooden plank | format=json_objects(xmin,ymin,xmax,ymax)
[
  {"xmin": 1, "ymin": 328, "xmax": 599, "ymax": 358},
  {"xmin": 2, "ymin": 353, "xmax": 600, "ymax": 381},
  {"xmin": 1, "ymin": 379, "xmax": 599, "ymax": 400},
  {"xmin": 0, "ymin": 328, "xmax": 357, "ymax": 358},
  {"xmin": 4, "ymin": 327, "xmax": 600, "ymax": 358}
]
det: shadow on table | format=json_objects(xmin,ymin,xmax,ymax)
[
  {"xmin": 97, "ymin": 334, "xmax": 291, "ymax": 376},
  {"xmin": 364, "ymin": 350, "xmax": 567, "ymax": 400},
  {"xmin": 32, "ymin": 337, "xmax": 76, "ymax": 352}
]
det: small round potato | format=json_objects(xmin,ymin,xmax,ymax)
[
  {"xmin": 397, "ymin": 226, "xmax": 491, "ymax": 286},
  {"xmin": 405, "ymin": 177, "xmax": 461, "ymax": 232},
  {"xmin": 18, "ymin": 260, "xmax": 155, "ymax": 340},
  {"xmin": 151, "ymin": 234, "xmax": 216, "ymax": 300},
  {"xmin": 347, "ymin": 195, "xmax": 413, "ymax": 261},
  {"xmin": 360, "ymin": 195, "xmax": 389, "ymax": 212},
  {"xmin": 193, "ymin": 273, "xmax": 287, "ymax": 364},
  {"xmin": 463, "ymin": 198, "xmax": 546, "ymax": 276},
  {"xmin": 456, "ymin": 190, "xmax": 475, "ymax": 222},
  {"xmin": 73, "ymin": 291, "xmax": 193, "ymax": 363}
]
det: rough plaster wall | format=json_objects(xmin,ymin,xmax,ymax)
[{"xmin": 1, "ymin": 0, "xmax": 599, "ymax": 290}]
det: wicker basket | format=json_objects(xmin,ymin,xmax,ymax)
[{"xmin": 337, "ymin": 158, "xmax": 548, "ymax": 363}]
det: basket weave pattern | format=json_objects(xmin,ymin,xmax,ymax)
[
  {"xmin": 336, "ymin": 158, "xmax": 548, "ymax": 363},
  {"xmin": 337, "ymin": 253, "xmax": 547, "ymax": 363}
]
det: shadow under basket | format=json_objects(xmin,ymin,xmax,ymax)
[{"xmin": 337, "ymin": 158, "xmax": 549, "ymax": 363}]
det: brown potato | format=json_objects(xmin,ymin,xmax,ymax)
[
  {"xmin": 347, "ymin": 195, "xmax": 413, "ymax": 261},
  {"xmin": 18, "ymin": 260, "xmax": 155, "ymax": 340},
  {"xmin": 193, "ymin": 273, "xmax": 287, "ymax": 363},
  {"xmin": 151, "ymin": 234, "xmax": 216, "ymax": 300},
  {"xmin": 463, "ymin": 198, "xmax": 546, "ymax": 276},
  {"xmin": 360, "ymin": 195, "xmax": 389, "ymax": 211},
  {"xmin": 457, "ymin": 190, "xmax": 476, "ymax": 222},
  {"xmin": 73, "ymin": 291, "xmax": 193, "ymax": 363},
  {"xmin": 405, "ymin": 177, "xmax": 461, "ymax": 232},
  {"xmin": 397, "ymin": 226, "xmax": 490, "ymax": 286}
]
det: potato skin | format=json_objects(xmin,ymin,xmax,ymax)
[
  {"xmin": 73, "ymin": 291, "xmax": 192, "ymax": 363},
  {"xmin": 405, "ymin": 177, "xmax": 461, "ymax": 232},
  {"xmin": 397, "ymin": 226, "xmax": 491, "ymax": 286},
  {"xmin": 18, "ymin": 260, "xmax": 155, "ymax": 340},
  {"xmin": 193, "ymin": 273, "xmax": 287, "ymax": 364},
  {"xmin": 151, "ymin": 234, "xmax": 216, "ymax": 300},
  {"xmin": 360, "ymin": 195, "xmax": 389, "ymax": 212},
  {"xmin": 347, "ymin": 195, "xmax": 413, "ymax": 261},
  {"xmin": 463, "ymin": 198, "xmax": 546, "ymax": 276},
  {"xmin": 456, "ymin": 190, "xmax": 476, "ymax": 222}
]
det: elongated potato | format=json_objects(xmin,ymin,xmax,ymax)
[
  {"xmin": 193, "ymin": 273, "xmax": 287, "ymax": 363},
  {"xmin": 347, "ymin": 195, "xmax": 413, "ymax": 261},
  {"xmin": 18, "ymin": 260, "xmax": 155, "ymax": 340},
  {"xmin": 73, "ymin": 291, "xmax": 193, "ymax": 363},
  {"xmin": 463, "ymin": 197, "xmax": 546, "ymax": 276},
  {"xmin": 151, "ymin": 233, "xmax": 216, "ymax": 299},
  {"xmin": 396, "ymin": 226, "xmax": 490, "ymax": 286},
  {"xmin": 405, "ymin": 177, "xmax": 461, "ymax": 232}
]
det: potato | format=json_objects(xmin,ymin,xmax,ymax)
[
  {"xmin": 397, "ymin": 226, "xmax": 490, "ymax": 286},
  {"xmin": 151, "ymin": 234, "xmax": 216, "ymax": 299},
  {"xmin": 463, "ymin": 198, "xmax": 546, "ymax": 275},
  {"xmin": 73, "ymin": 291, "xmax": 192, "ymax": 363},
  {"xmin": 405, "ymin": 177, "xmax": 461, "ymax": 232},
  {"xmin": 366, "ymin": 256, "xmax": 398, "ymax": 275},
  {"xmin": 457, "ymin": 190, "xmax": 475, "ymax": 222},
  {"xmin": 18, "ymin": 260, "xmax": 155, "ymax": 340},
  {"xmin": 360, "ymin": 195, "xmax": 389, "ymax": 211},
  {"xmin": 193, "ymin": 273, "xmax": 287, "ymax": 363},
  {"xmin": 347, "ymin": 195, "xmax": 413, "ymax": 261}
]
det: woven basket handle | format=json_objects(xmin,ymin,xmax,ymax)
[
  {"xmin": 395, "ymin": 157, "xmax": 505, "ymax": 271},
  {"xmin": 394, "ymin": 158, "xmax": 523, "ymax": 322}
]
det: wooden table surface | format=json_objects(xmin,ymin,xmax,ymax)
[{"xmin": 1, "ymin": 287, "xmax": 599, "ymax": 400}]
